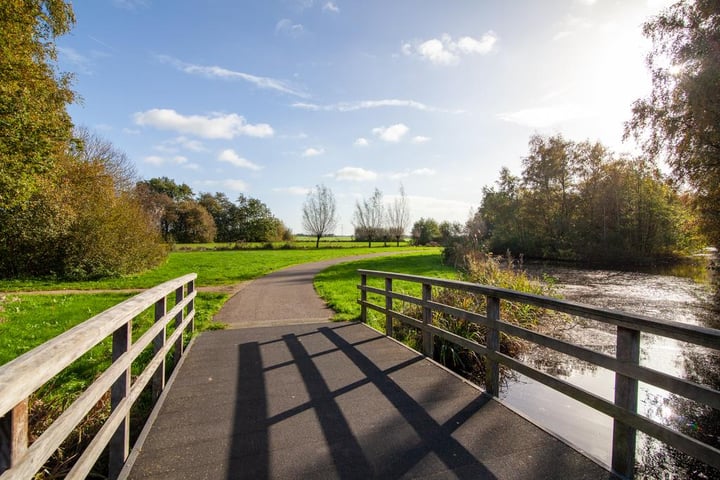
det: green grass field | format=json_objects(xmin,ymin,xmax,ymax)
[
  {"xmin": 0, "ymin": 246, "xmax": 427, "ymax": 291},
  {"xmin": 314, "ymin": 251, "xmax": 458, "ymax": 325}
]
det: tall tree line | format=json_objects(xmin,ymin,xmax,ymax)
[{"xmin": 474, "ymin": 135, "xmax": 702, "ymax": 262}]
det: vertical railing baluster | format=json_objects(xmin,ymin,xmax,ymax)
[
  {"xmin": 174, "ymin": 285, "xmax": 184, "ymax": 366},
  {"xmin": 422, "ymin": 283, "xmax": 433, "ymax": 358},
  {"xmin": 485, "ymin": 295, "xmax": 500, "ymax": 396},
  {"xmin": 385, "ymin": 277, "xmax": 393, "ymax": 336},
  {"xmin": 109, "ymin": 321, "xmax": 131, "ymax": 479},
  {"xmin": 188, "ymin": 279, "xmax": 195, "ymax": 334},
  {"xmin": 612, "ymin": 326, "xmax": 640, "ymax": 479},
  {"xmin": 0, "ymin": 399, "xmax": 28, "ymax": 474},
  {"xmin": 153, "ymin": 296, "xmax": 167, "ymax": 402},
  {"xmin": 360, "ymin": 273, "xmax": 367, "ymax": 323}
]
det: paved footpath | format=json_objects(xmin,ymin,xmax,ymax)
[{"xmin": 124, "ymin": 257, "xmax": 616, "ymax": 480}]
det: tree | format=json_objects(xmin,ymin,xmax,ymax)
[
  {"xmin": 233, "ymin": 194, "xmax": 281, "ymax": 242},
  {"xmin": 138, "ymin": 176, "xmax": 194, "ymax": 201},
  {"xmin": 0, "ymin": 0, "xmax": 76, "ymax": 210},
  {"xmin": 302, "ymin": 184, "xmax": 338, "ymax": 248},
  {"xmin": 171, "ymin": 201, "xmax": 217, "ymax": 243},
  {"xmin": 199, "ymin": 192, "xmax": 237, "ymax": 242},
  {"xmin": 411, "ymin": 218, "xmax": 441, "ymax": 246},
  {"xmin": 626, "ymin": 0, "xmax": 720, "ymax": 246},
  {"xmin": 353, "ymin": 188, "xmax": 384, "ymax": 247},
  {"xmin": 386, "ymin": 185, "xmax": 411, "ymax": 246}
]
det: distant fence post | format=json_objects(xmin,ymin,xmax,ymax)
[
  {"xmin": 360, "ymin": 273, "xmax": 367, "ymax": 323},
  {"xmin": 485, "ymin": 295, "xmax": 501, "ymax": 396},
  {"xmin": 0, "ymin": 399, "xmax": 28, "ymax": 474},
  {"xmin": 612, "ymin": 326, "xmax": 640, "ymax": 479},
  {"xmin": 385, "ymin": 277, "xmax": 393, "ymax": 336},
  {"xmin": 422, "ymin": 283, "xmax": 433, "ymax": 358},
  {"xmin": 109, "ymin": 321, "xmax": 131, "ymax": 479}
]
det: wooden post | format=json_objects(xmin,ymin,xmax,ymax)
[
  {"xmin": 187, "ymin": 280, "xmax": 195, "ymax": 334},
  {"xmin": 360, "ymin": 274, "xmax": 367, "ymax": 323},
  {"xmin": 422, "ymin": 283, "xmax": 433, "ymax": 358},
  {"xmin": 0, "ymin": 399, "xmax": 28, "ymax": 473},
  {"xmin": 109, "ymin": 322, "xmax": 131, "ymax": 479},
  {"xmin": 174, "ymin": 285, "xmax": 184, "ymax": 366},
  {"xmin": 612, "ymin": 326, "xmax": 640, "ymax": 479},
  {"xmin": 385, "ymin": 278, "xmax": 393, "ymax": 336},
  {"xmin": 485, "ymin": 296, "xmax": 500, "ymax": 396},
  {"xmin": 153, "ymin": 296, "xmax": 167, "ymax": 402}
]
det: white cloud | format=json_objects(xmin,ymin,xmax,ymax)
[
  {"xmin": 354, "ymin": 137, "xmax": 369, "ymax": 147},
  {"xmin": 291, "ymin": 98, "xmax": 459, "ymax": 113},
  {"xmin": 276, "ymin": 19, "xmax": 305, "ymax": 37},
  {"xmin": 498, "ymin": 105, "xmax": 590, "ymax": 128},
  {"xmin": 218, "ymin": 149, "xmax": 262, "ymax": 170},
  {"xmin": 372, "ymin": 123, "xmax": 409, "ymax": 143},
  {"xmin": 457, "ymin": 33, "xmax": 497, "ymax": 55},
  {"xmin": 122, "ymin": 128, "xmax": 140, "ymax": 135},
  {"xmin": 411, "ymin": 135, "xmax": 431, "ymax": 144},
  {"xmin": 157, "ymin": 55, "xmax": 307, "ymax": 98},
  {"xmin": 143, "ymin": 155, "xmax": 189, "ymax": 166},
  {"xmin": 331, "ymin": 167, "xmax": 378, "ymax": 181},
  {"xmin": 323, "ymin": 2, "xmax": 339, "ymax": 13},
  {"xmin": 302, "ymin": 147, "xmax": 325, "ymax": 157},
  {"xmin": 134, "ymin": 109, "xmax": 274, "ymax": 139},
  {"xmin": 418, "ymin": 38, "xmax": 458, "ymax": 66},
  {"xmin": 274, "ymin": 186, "xmax": 311, "ymax": 195},
  {"xmin": 403, "ymin": 31, "xmax": 498, "ymax": 65}
]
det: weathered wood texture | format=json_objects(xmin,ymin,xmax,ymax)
[
  {"xmin": 357, "ymin": 269, "xmax": 720, "ymax": 477},
  {"xmin": 0, "ymin": 274, "xmax": 197, "ymax": 480}
]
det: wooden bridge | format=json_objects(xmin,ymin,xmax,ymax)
[{"xmin": 1, "ymin": 263, "xmax": 718, "ymax": 479}]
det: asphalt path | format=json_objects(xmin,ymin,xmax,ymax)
[{"xmin": 213, "ymin": 252, "xmax": 405, "ymax": 328}]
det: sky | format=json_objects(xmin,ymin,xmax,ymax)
[{"xmin": 57, "ymin": 0, "xmax": 676, "ymax": 236}]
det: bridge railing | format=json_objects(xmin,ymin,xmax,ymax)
[
  {"xmin": 357, "ymin": 269, "xmax": 720, "ymax": 479},
  {"xmin": 0, "ymin": 274, "xmax": 197, "ymax": 480}
]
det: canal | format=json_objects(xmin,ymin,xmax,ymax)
[{"xmin": 504, "ymin": 257, "xmax": 719, "ymax": 478}]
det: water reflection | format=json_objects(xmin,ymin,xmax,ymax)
[{"xmin": 500, "ymin": 258, "xmax": 719, "ymax": 478}]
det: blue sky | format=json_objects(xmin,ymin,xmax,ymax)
[{"xmin": 57, "ymin": 0, "xmax": 674, "ymax": 235}]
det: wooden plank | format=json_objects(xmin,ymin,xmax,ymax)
[
  {"xmin": 485, "ymin": 296, "xmax": 500, "ymax": 397},
  {"xmin": 153, "ymin": 297, "xmax": 167, "ymax": 402},
  {"xmin": 422, "ymin": 283, "xmax": 433, "ymax": 357},
  {"xmin": 360, "ymin": 274, "xmax": 367, "ymax": 323},
  {"xmin": 357, "ymin": 270, "xmax": 720, "ymax": 348},
  {"xmin": 173, "ymin": 286, "xmax": 184, "ymax": 366},
  {"xmin": 384, "ymin": 278, "xmax": 393, "ymax": 336},
  {"xmin": 109, "ymin": 322, "xmax": 131, "ymax": 480},
  {"xmin": 0, "ymin": 400, "xmax": 27, "ymax": 474},
  {"xmin": 612, "ymin": 326, "xmax": 640, "ymax": 478},
  {"xmin": 0, "ymin": 281, "xmax": 196, "ymax": 480},
  {"xmin": 0, "ymin": 274, "xmax": 197, "ymax": 416},
  {"xmin": 66, "ymin": 311, "xmax": 194, "ymax": 480}
]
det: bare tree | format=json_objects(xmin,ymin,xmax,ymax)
[
  {"xmin": 353, "ymin": 188, "xmax": 384, "ymax": 247},
  {"xmin": 386, "ymin": 184, "xmax": 411, "ymax": 246},
  {"xmin": 302, "ymin": 184, "xmax": 338, "ymax": 248},
  {"xmin": 74, "ymin": 127, "xmax": 138, "ymax": 192}
]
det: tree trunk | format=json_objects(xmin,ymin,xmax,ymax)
[{"xmin": 316, "ymin": 234, "xmax": 320, "ymax": 248}]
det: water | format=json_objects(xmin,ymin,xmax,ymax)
[{"xmin": 499, "ymin": 258, "xmax": 719, "ymax": 478}]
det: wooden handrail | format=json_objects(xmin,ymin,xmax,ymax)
[
  {"xmin": 0, "ymin": 274, "xmax": 197, "ymax": 480},
  {"xmin": 357, "ymin": 269, "xmax": 720, "ymax": 479}
]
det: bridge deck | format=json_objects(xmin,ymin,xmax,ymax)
[{"xmin": 124, "ymin": 322, "xmax": 615, "ymax": 479}]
